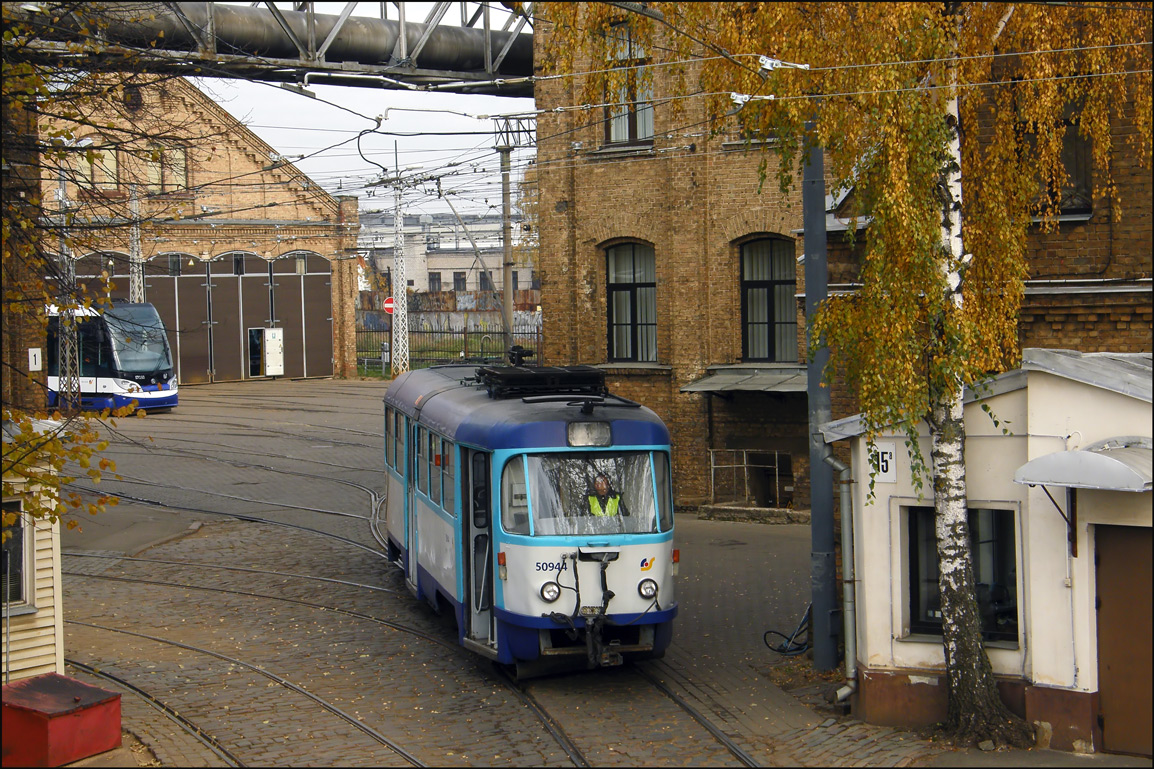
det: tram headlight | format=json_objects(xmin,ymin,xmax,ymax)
[
  {"xmin": 114, "ymin": 379, "xmax": 141, "ymax": 393},
  {"xmin": 540, "ymin": 581, "xmax": 562, "ymax": 603},
  {"xmin": 638, "ymin": 578, "xmax": 659, "ymax": 600}
]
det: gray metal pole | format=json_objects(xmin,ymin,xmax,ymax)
[
  {"xmin": 804, "ymin": 118, "xmax": 837, "ymax": 671},
  {"xmin": 56, "ymin": 167, "xmax": 80, "ymax": 413},
  {"xmin": 129, "ymin": 183, "xmax": 144, "ymax": 303},
  {"xmin": 499, "ymin": 146, "xmax": 513, "ymax": 355}
]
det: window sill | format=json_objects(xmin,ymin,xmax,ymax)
[
  {"xmin": 1029, "ymin": 212, "xmax": 1092, "ymax": 224},
  {"xmin": 2, "ymin": 603, "xmax": 37, "ymax": 619},
  {"xmin": 595, "ymin": 363, "xmax": 672, "ymax": 376},
  {"xmin": 897, "ymin": 632, "xmax": 1019, "ymax": 651},
  {"xmin": 721, "ymin": 138, "xmax": 780, "ymax": 151},
  {"xmin": 587, "ymin": 143, "xmax": 655, "ymax": 160}
]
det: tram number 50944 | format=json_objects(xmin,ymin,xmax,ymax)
[{"xmin": 535, "ymin": 560, "xmax": 569, "ymax": 573}]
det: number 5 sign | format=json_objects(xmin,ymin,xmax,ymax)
[{"xmin": 869, "ymin": 441, "xmax": 898, "ymax": 484}]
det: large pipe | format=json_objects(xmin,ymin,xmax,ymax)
[{"xmin": 16, "ymin": 3, "xmax": 533, "ymax": 77}]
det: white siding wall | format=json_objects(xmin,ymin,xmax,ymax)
[{"xmin": 2, "ymin": 510, "xmax": 64, "ymax": 681}]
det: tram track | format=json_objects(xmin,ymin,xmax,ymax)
[
  {"xmin": 64, "ymin": 658, "xmax": 246, "ymax": 768},
  {"xmin": 66, "ymin": 619, "xmax": 427, "ymax": 768},
  {"xmin": 65, "ymin": 567, "xmax": 755, "ymax": 767},
  {"xmin": 63, "ymin": 569, "xmax": 590, "ymax": 767},
  {"xmin": 63, "ymin": 482, "xmax": 388, "ymax": 558}
]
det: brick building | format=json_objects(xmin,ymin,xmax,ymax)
[
  {"xmin": 533, "ymin": 19, "xmax": 1151, "ymax": 512},
  {"xmin": 41, "ymin": 77, "xmax": 360, "ymax": 385}
]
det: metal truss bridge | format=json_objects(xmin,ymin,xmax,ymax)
[{"xmin": 6, "ymin": 2, "xmax": 535, "ymax": 97}]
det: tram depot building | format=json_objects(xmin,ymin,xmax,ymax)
[
  {"xmin": 531, "ymin": 17, "xmax": 1151, "ymax": 754},
  {"xmin": 40, "ymin": 77, "xmax": 361, "ymax": 385}
]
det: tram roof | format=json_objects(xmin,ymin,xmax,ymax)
[{"xmin": 385, "ymin": 365, "xmax": 670, "ymax": 449}]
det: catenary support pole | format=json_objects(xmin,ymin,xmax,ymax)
[{"xmin": 804, "ymin": 118, "xmax": 837, "ymax": 671}]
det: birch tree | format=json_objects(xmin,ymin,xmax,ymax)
[{"xmin": 538, "ymin": 1, "xmax": 1152, "ymax": 748}]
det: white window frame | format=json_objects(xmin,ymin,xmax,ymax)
[{"xmin": 892, "ymin": 497, "xmax": 1024, "ymax": 649}]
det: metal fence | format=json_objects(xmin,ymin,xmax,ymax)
[{"xmin": 357, "ymin": 324, "xmax": 544, "ymax": 374}]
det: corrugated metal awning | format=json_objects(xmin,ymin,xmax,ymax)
[
  {"xmin": 681, "ymin": 366, "xmax": 807, "ymax": 393},
  {"xmin": 1013, "ymin": 437, "xmax": 1152, "ymax": 492}
]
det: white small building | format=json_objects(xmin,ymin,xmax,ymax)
[
  {"xmin": 2, "ymin": 421, "xmax": 66, "ymax": 683},
  {"xmin": 821, "ymin": 349, "xmax": 1151, "ymax": 756}
]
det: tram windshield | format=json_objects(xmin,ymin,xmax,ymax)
[
  {"xmin": 501, "ymin": 451, "xmax": 673, "ymax": 536},
  {"xmin": 104, "ymin": 305, "xmax": 172, "ymax": 374}
]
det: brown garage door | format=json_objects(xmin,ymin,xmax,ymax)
[{"xmin": 1096, "ymin": 523, "xmax": 1153, "ymax": 757}]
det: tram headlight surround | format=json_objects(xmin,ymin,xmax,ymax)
[
  {"xmin": 114, "ymin": 379, "xmax": 141, "ymax": 393},
  {"xmin": 638, "ymin": 578, "xmax": 659, "ymax": 600},
  {"xmin": 567, "ymin": 421, "xmax": 611, "ymax": 447},
  {"xmin": 540, "ymin": 581, "xmax": 562, "ymax": 603}
]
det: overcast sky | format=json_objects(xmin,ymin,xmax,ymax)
[{"xmin": 191, "ymin": 3, "xmax": 536, "ymax": 220}]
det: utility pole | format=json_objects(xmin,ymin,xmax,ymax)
[
  {"xmin": 390, "ymin": 143, "xmax": 409, "ymax": 375},
  {"xmin": 499, "ymin": 145, "xmax": 513, "ymax": 354},
  {"xmin": 492, "ymin": 115, "xmax": 533, "ymax": 356},
  {"xmin": 803, "ymin": 117, "xmax": 837, "ymax": 672}
]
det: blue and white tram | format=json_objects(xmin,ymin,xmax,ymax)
[
  {"xmin": 46, "ymin": 302, "xmax": 178, "ymax": 411},
  {"xmin": 383, "ymin": 361, "xmax": 678, "ymax": 676}
]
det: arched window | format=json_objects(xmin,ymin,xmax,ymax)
[
  {"xmin": 741, "ymin": 238, "xmax": 797, "ymax": 362},
  {"xmin": 606, "ymin": 242, "xmax": 656, "ymax": 362}
]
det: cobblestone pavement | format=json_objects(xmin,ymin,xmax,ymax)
[{"xmin": 55, "ymin": 379, "xmax": 1123, "ymax": 768}]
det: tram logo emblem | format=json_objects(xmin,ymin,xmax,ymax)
[{"xmin": 640, "ymin": 557, "xmax": 656, "ymax": 571}]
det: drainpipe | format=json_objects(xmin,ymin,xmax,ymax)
[{"xmin": 824, "ymin": 454, "xmax": 857, "ymax": 702}]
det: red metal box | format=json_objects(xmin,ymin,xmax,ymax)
[{"xmin": 2, "ymin": 673, "xmax": 121, "ymax": 767}]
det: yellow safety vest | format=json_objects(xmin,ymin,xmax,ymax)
[{"xmin": 589, "ymin": 495, "xmax": 620, "ymax": 517}]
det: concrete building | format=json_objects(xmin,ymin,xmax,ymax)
[{"xmin": 42, "ymin": 77, "xmax": 360, "ymax": 384}]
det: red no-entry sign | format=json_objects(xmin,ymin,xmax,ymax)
[{"xmin": 384, "ymin": 296, "xmax": 394, "ymax": 315}]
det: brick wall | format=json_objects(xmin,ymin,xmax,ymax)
[
  {"xmin": 535, "ymin": 18, "xmax": 1150, "ymax": 509},
  {"xmin": 537, "ymin": 25, "xmax": 810, "ymax": 507}
]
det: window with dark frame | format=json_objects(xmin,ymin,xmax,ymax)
[
  {"xmin": 2, "ymin": 501, "xmax": 26, "ymax": 606},
  {"xmin": 479, "ymin": 271, "xmax": 494, "ymax": 292},
  {"xmin": 908, "ymin": 506, "xmax": 1019, "ymax": 643},
  {"xmin": 606, "ymin": 242, "xmax": 657, "ymax": 362},
  {"xmin": 1019, "ymin": 100, "xmax": 1092, "ymax": 216},
  {"xmin": 741, "ymin": 238, "xmax": 798, "ymax": 362},
  {"xmin": 604, "ymin": 22, "xmax": 654, "ymax": 146},
  {"xmin": 453, "ymin": 272, "xmax": 467, "ymax": 292},
  {"xmin": 428, "ymin": 272, "xmax": 442, "ymax": 292}
]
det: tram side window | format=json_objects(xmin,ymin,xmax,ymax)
[
  {"xmin": 416, "ymin": 426, "xmax": 428, "ymax": 494},
  {"xmin": 442, "ymin": 442, "xmax": 455, "ymax": 515},
  {"xmin": 394, "ymin": 412, "xmax": 405, "ymax": 470},
  {"xmin": 385, "ymin": 409, "xmax": 394, "ymax": 470},
  {"xmin": 654, "ymin": 452, "xmax": 673, "ymax": 532},
  {"xmin": 429, "ymin": 432, "xmax": 442, "ymax": 506}
]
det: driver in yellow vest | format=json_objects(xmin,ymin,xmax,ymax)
[{"xmin": 588, "ymin": 474, "xmax": 627, "ymax": 517}]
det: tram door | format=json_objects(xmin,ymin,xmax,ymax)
[{"xmin": 464, "ymin": 450, "xmax": 495, "ymax": 646}]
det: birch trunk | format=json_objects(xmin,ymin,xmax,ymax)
[{"xmin": 930, "ymin": 5, "xmax": 1032, "ymax": 746}]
